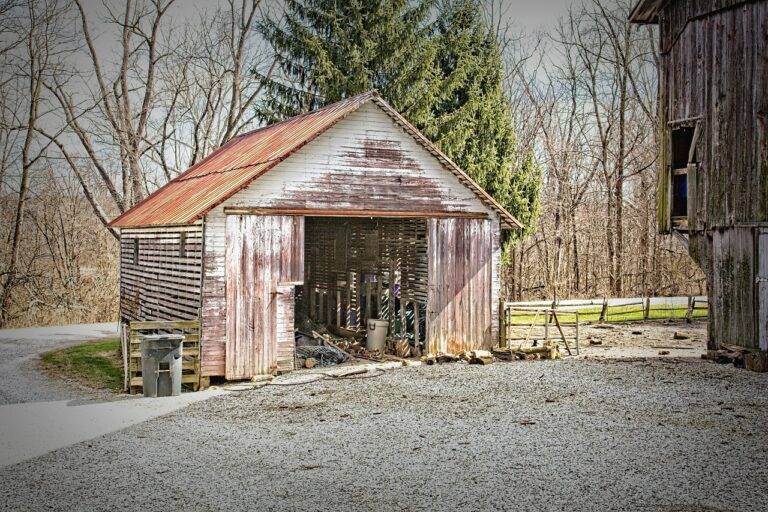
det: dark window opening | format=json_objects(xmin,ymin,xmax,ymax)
[
  {"xmin": 670, "ymin": 125, "xmax": 696, "ymax": 221},
  {"xmin": 179, "ymin": 232, "xmax": 187, "ymax": 258},
  {"xmin": 671, "ymin": 126, "xmax": 695, "ymax": 169},
  {"xmin": 672, "ymin": 173, "xmax": 688, "ymax": 217},
  {"xmin": 133, "ymin": 238, "xmax": 139, "ymax": 264}
]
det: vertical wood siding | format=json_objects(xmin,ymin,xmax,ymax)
[
  {"xmin": 660, "ymin": 0, "xmax": 767, "ymax": 233},
  {"xmin": 710, "ymin": 228, "xmax": 759, "ymax": 348},
  {"xmin": 119, "ymin": 225, "xmax": 202, "ymax": 322},
  {"xmin": 657, "ymin": 0, "xmax": 767, "ymax": 350},
  {"xmin": 758, "ymin": 229, "xmax": 768, "ymax": 350},
  {"xmin": 426, "ymin": 218, "xmax": 494, "ymax": 354},
  {"xmin": 224, "ymin": 214, "xmax": 303, "ymax": 379}
]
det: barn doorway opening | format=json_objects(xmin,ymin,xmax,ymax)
[{"xmin": 296, "ymin": 216, "xmax": 428, "ymax": 357}]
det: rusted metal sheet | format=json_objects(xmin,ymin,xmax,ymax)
[
  {"xmin": 426, "ymin": 218, "xmax": 493, "ymax": 354},
  {"xmin": 224, "ymin": 214, "xmax": 303, "ymax": 379},
  {"xmin": 109, "ymin": 91, "xmax": 521, "ymax": 230}
]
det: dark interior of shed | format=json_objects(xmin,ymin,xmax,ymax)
[{"xmin": 296, "ymin": 216, "xmax": 428, "ymax": 357}]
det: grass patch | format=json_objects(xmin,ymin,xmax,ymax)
[
  {"xmin": 40, "ymin": 338, "xmax": 123, "ymax": 392},
  {"xmin": 508, "ymin": 304, "xmax": 708, "ymax": 325}
]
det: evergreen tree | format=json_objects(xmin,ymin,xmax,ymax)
[
  {"xmin": 425, "ymin": 0, "xmax": 540, "ymax": 236},
  {"xmin": 257, "ymin": 0, "xmax": 540, "ymax": 236},
  {"xmin": 256, "ymin": 0, "xmax": 437, "ymax": 125}
]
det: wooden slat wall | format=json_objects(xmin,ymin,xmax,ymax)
[
  {"xmin": 225, "ymin": 214, "xmax": 303, "ymax": 379},
  {"xmin": 301, "ymin": 217, "xmax": 428, "ymax": 329},
  {"xmin": 426, "ymin": 218, "xmax": 493, "ymax": 354},
  {"xmin": 119, "ymin": 225, "xmax": 203, "ymax": 322}
]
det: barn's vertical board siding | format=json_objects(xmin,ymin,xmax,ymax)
[
  {"xmin": 224, "ymin": 214, "xmax": 303, "ymax": 379},
  {"xmin": 426, "ymin": 218, "xmax": 493, "ymax": 354},
  {"xmin": 657, "ymin": 0, "xmax": 768, "ymax": 349},
  {"xmin": 758, "ymin": 229, "xmax": 768, "ymax": 351},
  {"xmin": 119, "ymin": 225, "xmax": 203, "ymax": 322}
]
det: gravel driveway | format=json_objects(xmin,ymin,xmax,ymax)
[
  {"xmin": 0, "ymin": 323, "xmax": 117, "ymax": 405},
  {"xmin": 1, "ymin": 350, "xmax": 765, "ymax": 511}
]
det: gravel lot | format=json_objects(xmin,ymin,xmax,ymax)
[{"xmin": 2, "ymin": 327, "xmax": 766, "ymax": 512}]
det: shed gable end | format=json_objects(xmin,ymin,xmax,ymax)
[{"xmin": 219, "ymin": 103, "xmax": 491, "ymax": 216}]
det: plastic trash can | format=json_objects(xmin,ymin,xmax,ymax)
[
  {"xmin": 366, "ymin": 319, "xmax": 389, "ymax": 352},
  {"xmin": 141, "ymin": 334, "xmax": 184, "ymax": 397}
]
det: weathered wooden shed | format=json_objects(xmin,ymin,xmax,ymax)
[
  {"xmin": 110, "ymin": 91, "xmax": 521, "ymax": 383},
  {"xmin": 630, "ymin": 1, "xmax": 768, "ymax": 354}
]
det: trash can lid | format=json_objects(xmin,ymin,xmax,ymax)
[{"xmin": 141, "ymin": 334, "xmax": 185, "ymax": 341}]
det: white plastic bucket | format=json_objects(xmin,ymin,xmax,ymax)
[{"xmin": 366, "ymin": 319, "xmax": 389, "ymax": 352}]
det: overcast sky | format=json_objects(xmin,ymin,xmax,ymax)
[{"xmin": 82, "ymin": 0, "xmax": 580, "ymax": 32}]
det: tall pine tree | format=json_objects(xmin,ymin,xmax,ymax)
[
  {"xmin": 256, "ymin": 0, "xmax": 540, "ymax": 236},
  {"xmin": 425, "ymin": 0, "xmax": 540, "ymax": 236},
  {"xmin": 256, "ymin": 0, "xmax": 437, "ymax": 125}
]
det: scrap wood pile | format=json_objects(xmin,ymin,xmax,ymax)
[
  {"xmin": 493, "ymin": 342, "xmax": 562, "ymax": 362},
  {"xmin": 421, "ymin": 350, "xmax": 495, "ymax": 365},
  {"xmin": 294, "ymin": 317, "xmax": 407, "ymax": 368},
  {"xmin": 702, "ymin": 343, "xmax": 768, "ymax": 372}
]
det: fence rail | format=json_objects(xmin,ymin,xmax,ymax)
[{"xmin": 499, "ymin": 296, "xmax": 709, "ymax": 353}]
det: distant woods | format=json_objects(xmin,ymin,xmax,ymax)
[{"xmin": 0, "ymin": 0, "xmax": 702, "ymax": 328}]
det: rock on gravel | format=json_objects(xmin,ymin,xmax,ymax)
[{"xmin": 0, "ymin": 357, "xmax": 766, "ymax": 511}]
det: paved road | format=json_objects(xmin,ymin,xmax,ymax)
[
  {"xmin": 0, "ymin": 322, "xmax": 224, "ymax": 468},
  {"xmin": 0, "ymin": 322, "xmax": 118, "ymax": 406}
]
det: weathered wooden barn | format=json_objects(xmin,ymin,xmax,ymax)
[
  {"xmin": 630, "ymin": 0, "xmax": 767, "ymax": 354},
  {"xmin": 110, "ymin": 91, "xmax": 521, "ymax": 385}
]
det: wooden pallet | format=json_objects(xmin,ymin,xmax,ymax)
[{"xmin": 124, "ymin": 320, "xmax": 202, "ymax": 394}]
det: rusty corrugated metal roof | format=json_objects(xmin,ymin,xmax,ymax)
[{"xmin": 110, "ymin": 90, "xmax": 522, "ymax": 229}]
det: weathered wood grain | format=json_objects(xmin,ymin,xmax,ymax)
[
  {"xmin": 119, "ymin": 226, "xmax": 203, "ymax": 323},
  {"xmin": 225, "ymin": 214, "xmax": 303, "ymax": 379},
  {"xmin": 426, "ymin": 218, "xmax": 494, "ymax": 354}
]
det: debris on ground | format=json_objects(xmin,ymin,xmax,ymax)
[
  {"xmin": 658, "ymin": 350, "xmax": 670, "ymax": 355},
  {"xmin": 700, "ymin": 344, "xmax": 768, "ymax": 372},
  {"xmin": 673, "ymin": 331, "xmax": 690, "ymax": 340}
]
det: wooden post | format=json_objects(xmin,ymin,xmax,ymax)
[
  {"xmin": 336, "ymin": 289, "xmax": 342, "ymax": 327},
  {"xmin": 644, "ymin": 297, "xmax": 651, "ymax": 320},
  {"xmin": 400, "ymin": 297, "xmax": 408, "ymax": 339},
  {"xmin": 499, "ymin": 299, "xmax": 507, "ymax": 348},
  {"xmin": 413, "ymin": 300, "xmax": 421, "ymax": 356},
  {"xmin": 327, "ymin": 290, "xmax": 333, "ymax": 326},
  {"xmin": 376, "ymin": 273, "xmax": 382, "ymax": 319},
  {"xmin": 543, "ymin": 313, "xmax": 549, "ymax": 344},
  {"xmin": 347, "ymin": 271, "xmax": 353, "ymax": 327},
  {"xmin": 575, "ymin": 311, "xmax": 580, "ymax": 355},
  {"xmin": 355, "ymin": 272, "xmax": 362, "ymax": 328},
  {"xmin": 599, "ymin": 298, "xmax": 608, "ymax": 322},
  {"xmin": 685, "ymin": 296, "xmax": 694, "ymax": 323},
  {"xmin": 364, "ymin": 278, "xmax": 372, "ymax": 324},
  {"xmin": 309, "ymin": 288, "xmax": 316, "ymax": 321},
  {"xmin": 318, "ymin": 291, "xmax": 325, "ymax": 323}
]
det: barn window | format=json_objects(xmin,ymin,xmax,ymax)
[
  {"xmin": 132, "ymin": 238, "xmax": 139, "ymax": 264},
  {"xmin": 179, "ymin": 232, "xmax": 187, "ymax": 258},
  {"xmin": 669, "ymin": 124, "xmax": 699, "ymax": 224}
]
